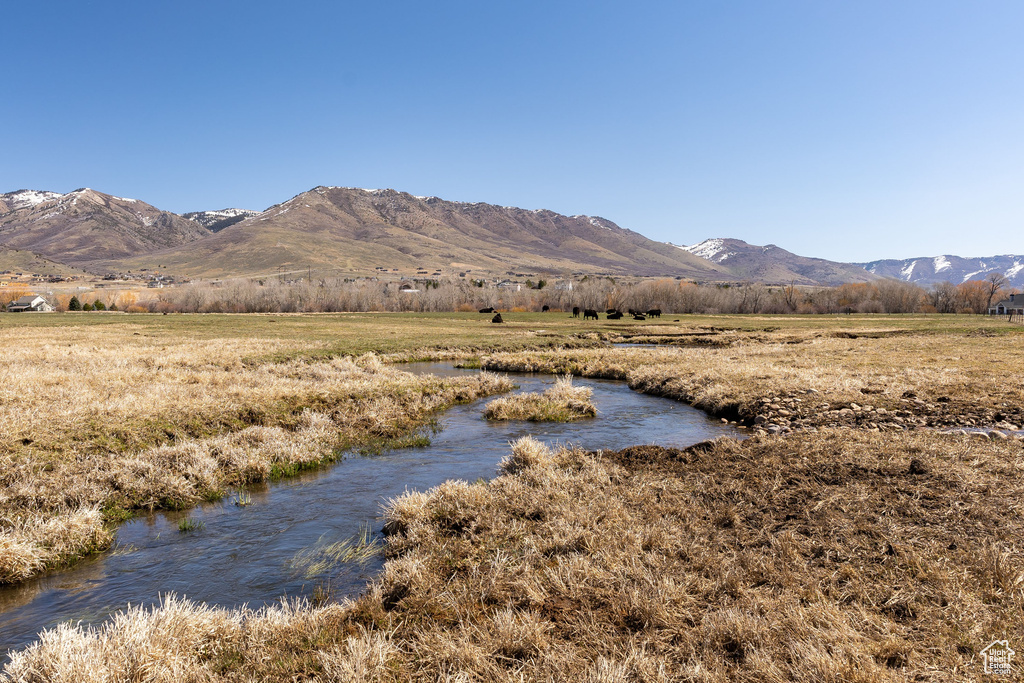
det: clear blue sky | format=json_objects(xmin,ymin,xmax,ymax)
[{"xmin": 4, "ymin": 1, "xmax": 1022, "ymax": 262}]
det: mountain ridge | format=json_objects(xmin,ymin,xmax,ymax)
[
  {"xmin": 3, "ymin": 185, "xmax": 1021, "ymax": 287},
  {"xmin": 858, "ymin": 255, "xmax": 1024, "ymax": 288},
  {"xmin": 94, "ymin": 186, "xmax": 731, "ymax": 279},
  {"xmin": 677, "ymin": 238, "xmax": 876, "ymax": 286},
  {"xmin": 0, "ymin": 188, "xmax": 210, "ymax": 266}
]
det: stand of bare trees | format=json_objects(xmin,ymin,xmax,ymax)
[{"xmin": 131, "ymin": 275, "xmax": 1016, "ymax": 315}]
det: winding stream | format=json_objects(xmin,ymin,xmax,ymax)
[{"xmin": 0, "ymin": 363, "xmax": 739, "ymax": 657}]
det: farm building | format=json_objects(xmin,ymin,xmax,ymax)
[
  {"xmin": 989, "ymin": 293, "xmax": 1024, "ymax": 315},
  {"xmin": 6, "ymin": 295, "xmax": 54, "ymax": 312}
]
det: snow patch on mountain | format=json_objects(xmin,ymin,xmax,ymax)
[
  {"xmin": 933, "ymin": 255, "xmax": 951, "ymax": 272},
  {"xmin": 182, "ymin": 208, "xmax": 260, "ymax": 230},
  {"xmin": 3, "ymin": 190, "xmax": 64, "ymax": 210},
  {"xmin": 204, "ymin": 209, "xmax": 252, "ymax": 219},
  {"xmin": 568, "ymin": 215, "xmax": 612, "ymax": 230},
  {"xmin": 681, "ymin": 239, "xmax": 735, "ymax": 263},
  {"xmin": 961, "ymin": 270, "xmax": 984, "ymax": 283},
  {"xmin": 900, "ymin": 261, "xmax": 917, "ymax": 280}
]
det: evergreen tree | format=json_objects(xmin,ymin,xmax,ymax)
[{"xmin": 68, "ymin": 296, "xmax": 82, "ymax": 311}]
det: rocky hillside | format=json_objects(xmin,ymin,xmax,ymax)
[
  {"xmin": 100, "ymin": 187, "xmax": 733, "ymax": 279},
  {"xmin": 0, "ymin": 189, "xmax": 210, "ymax": 267},
  {"xmin": 858, "ymin": 255, "xmax": 1024, "ymax": 288},
  {"xmin": 678, "ymin": 238, "xmax": 876, "ymax": 286}
]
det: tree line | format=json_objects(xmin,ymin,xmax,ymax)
[{"xmin": 73, "ymin": 272, "xmax": 1014, "ymax": 315}]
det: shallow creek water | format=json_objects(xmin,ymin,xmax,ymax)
[{"xmin": 0, "ymin": 363, "xmax": 739, "ymax": 656}]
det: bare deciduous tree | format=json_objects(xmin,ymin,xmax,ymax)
[{"xmin": 985, "ymin": 272, "xmax": 1008, "ymax": 312}]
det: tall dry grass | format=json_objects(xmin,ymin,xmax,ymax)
[
  {"xmin": 483, "ymin": 374, "xmax": 597, "ymax": 422},
  {"xmin": 8, "ymin": 432, "xmax": 1022, "ymax": 680},
  {"xmin": 0, "ymin": 325, "xmax": 512, "ymax": 584},
  {"xmin": 483, "ymin": 329, "xmax": 1024, "ymax": 431}
]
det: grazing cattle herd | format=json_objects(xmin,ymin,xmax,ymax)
[{"xmin": 479, "ymin": 305, "xmax": 663, "ymax": 322}]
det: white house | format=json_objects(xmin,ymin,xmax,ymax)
[
  {"xmin": 989, "ymin": 293, "xmax": 1024, "ymax": 315},
  {"xmin": 6, "ymin": 295, "xmax": 54, "ymax": 312}
]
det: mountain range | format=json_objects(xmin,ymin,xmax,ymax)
[
  {"xmin": 0, "ymin": 188, "xmax": 208, "ymax": 265},
  {"xmin": 1, "ymin": 186, "xmax": 1020, "ymax": 288},
  {"xmin": 678, "ymin": 238, "xmax": 875, "ymax": 286},
  {"xmin": 858, "ymin": 255, "xmax": 1024, "ymax": 289}
]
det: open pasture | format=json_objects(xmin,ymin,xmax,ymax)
[{"xmin": 3, "ymin": 311, "xmax": 1024, "ymax": 680}]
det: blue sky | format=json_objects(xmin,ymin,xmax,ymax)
[{"xmin": 4, "ymin": 1, "xmax": 1022, "ymax": 262}]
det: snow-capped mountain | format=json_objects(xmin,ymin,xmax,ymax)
[
  {"xmin": 0, "ymin": 190, "xmax": 65, "ymax": 212},
  {"xmin": 0, "ymin": 188, "xmax": 211, "ymax": 266},
  {"xmin": 181, "ymin": 208, "xmax": 259, "ymax": 232},
  {"xmin": 676, "ymin": 238, "xmax": 876, "ymax": 286},
  {"xmin": 858, "ymin": 255, "xmax": 1024, "ymax": 288}
]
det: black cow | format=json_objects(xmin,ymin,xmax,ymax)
[
  {"xmin": 606, "ymin": 308, "xmax": 617, "ymax": 314},
  {"xmin": 572, "ymin": 307, "xmax": 580, "ymax": 318},
  {"xmin": 646, "ymin": 308, "xmax": 662, "ymax": 318},
  {"xmin": 491, "ymin": 313, "xmax": 503, "ymax": 323},
  {"xmin": 479, "ymin": 307, "xmax": 494, "ymax": 313},
  {"xmin": 583, "ymin": 309, "xmax": 599, "ymax": 320},
  {"xmin": 633, "ymin": 314, "xmax": 646, "ymax": 321},
  {"xmin": 607, "ymin": 311, "xmax": 623, "ymax": 320},
  {"xmin": 541, "ymin": 305, "xmax": 549, "ymax": 312}
]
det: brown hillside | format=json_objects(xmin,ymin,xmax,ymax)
[
  {"xmin": 0, "ymin": 247, "xmax": 93, "ymax": 278},
  {"xmin": 98, "ymin": 188, "xmax": 732, "ymax": 280},
  {"xmin": 0, "ymin": 189, "xmax": 210, "ymax": 267}
]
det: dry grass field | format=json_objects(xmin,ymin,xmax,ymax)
[
  {"xmin": 485, "ymin": 316, "xmax": 1024, "ymax": 434},
  {"xmin": 0, "ymin": 314, "xmax": 532, "ymax": 584},
  {"xmin": 3, "ymin": 312, "xmax": 1024, "ymax": 680}
]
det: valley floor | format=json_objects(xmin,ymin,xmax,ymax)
[{"xmin": 2, "ymin": 312, "xmax": 1022, "ymax": 680}]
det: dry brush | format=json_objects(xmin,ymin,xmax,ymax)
[{"xmin": 7, "ymin": 433, "xmax": 1023, "ymax": 680}]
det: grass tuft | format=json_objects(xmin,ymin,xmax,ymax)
[
  {"xmin": 483, "ymin": 374, "xmax": 596, "ymax": 421},
  {"xmin": 289, "ymin": 526, "xmax": 382, "ymax": 579},
  {"xmin": 177, "ymin": 517, "xmax": 204, "ymax": 533}
]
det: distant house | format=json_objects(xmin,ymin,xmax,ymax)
[
  {"xmin": 6, "ymin": 295, "xmax": 53, "ymax": 312},
  {"xmin": 989, "ymin": 293, "xmax": 1024, "ymax": 315}
]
